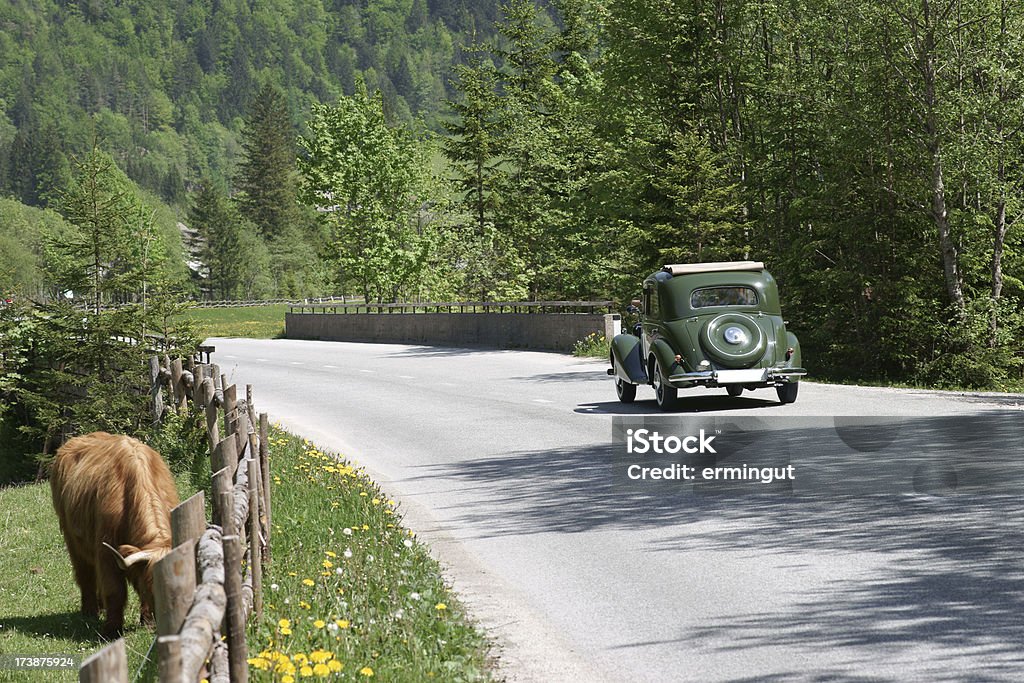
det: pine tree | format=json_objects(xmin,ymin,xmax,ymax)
[{"xmin": 236, "ymin": 84, "xmax": 300, "ymax": 242}]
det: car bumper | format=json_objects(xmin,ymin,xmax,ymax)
[{"xmin": 667, "ymin": 367, "xmax": 807, "ymax": 387}]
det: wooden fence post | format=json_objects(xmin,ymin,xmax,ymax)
[
  {"xmin": 79, "ymin": 638, "xmax": 127, "ymax": 683},
  {"xmin": 247, "ymin": 444, "xmax": 263, "ymax": 619},
  {"xmin": 259, "ymin": 412, "xmax": 271, "ymax": 561},
  {"xmin": 223, "ymin": 384, "xmax": 238, "ymax": 437},
  {"xmin": 154, "ymin": 540, "xmax": 196, "ymax": 637},
  {"xmin": 157, "ymin": 635, "xmax": 183, "ymax": 683},
  {"xmin": 171, "ymin": 491, "xmax": 205, "ymax": 549},
  {"xmin": 149, "ymin": 356, "xmax": 163, "ymax": 426},
  {"xmin": 211, "ymin": 467, "xmax": 231, "ymax": 529}
]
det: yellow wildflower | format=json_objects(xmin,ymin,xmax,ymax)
[
  {"xmin": 435, "ymin": 603, "xmax": 447, "ymax": 611},
  {"xmin": 313, "ymin": 619, "xmax": 326, "ymax": 629},
  {"xmin": 334, "ymin": 619, "xmax": 350, "ymax": 629},
  {"xmin": 302, "ymin": 578, "xmax": 315, "ymax": 587},
  {"xmin": 360, "ymin": 667, "xmax": 374, "ymax": 677}
]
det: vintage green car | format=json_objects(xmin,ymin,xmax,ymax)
[{"xmin": 607, "ymin": 261, "xmax": 806, "ymax": 409}]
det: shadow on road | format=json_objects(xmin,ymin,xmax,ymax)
[
  {"xmin": 576, "ymin": 395, "xmax": 780, "ymax": 414},
  {"xmin": 410, "ymin": 413, "xmax": 1024, "ymax": 675}
]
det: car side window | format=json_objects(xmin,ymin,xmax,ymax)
[{"xmin": 646, "ymin": 286, "xmax": 660, "ymax": 319}]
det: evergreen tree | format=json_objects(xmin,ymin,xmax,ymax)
[{"xmin": 235, "ymin": 84, "xmax": 300, "ymax": 242}]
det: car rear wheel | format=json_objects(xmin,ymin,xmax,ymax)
[
  {"xmin": 726, "ymin": 385, "xmax": 743, "ymax": 397},
  {"xmin": 776, "ymin": 382, "xmax": 798, "ymax": 404},
  {"xmin": 651, "ymin": 358, "xmax": 679, "ymax": 411},
  {"xmin": 615, "ymin": 377, "xmax": 637, "ymax": 403}
]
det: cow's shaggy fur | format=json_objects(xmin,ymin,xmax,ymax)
[{"xmin": 50, "ymin": 432, "xmax": 179, "ymax": 637}]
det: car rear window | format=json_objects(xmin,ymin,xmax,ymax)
[{"xmin": 691, "ymin": 286, "xmax": 758, "ymax": 308}]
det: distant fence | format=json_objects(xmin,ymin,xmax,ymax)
[
  {"xmin": 286, "ymin": 301, "xmax": 621, "ymax": 352},
  {"xmin": 190, "ymin": 296, "xmax": 355, "ymax": 308},
  {"xmin": 81, "ymin": 356, "xmax": 271, "ymax": 683}
]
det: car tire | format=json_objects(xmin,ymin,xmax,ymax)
[
  {"xmin": 615, "ymin": 378, "xmax": 637, "ymax": 403},
  {"xmin": 776, "ymin": 382, "xmax": 798, "ymax": 404},
  {"xmin": 726, "ymin": 385, "xmax": 743, "ymax": 397},
  {"xmin": 651, "ymin": 357, "xmax": 679, "ymax": 411}
]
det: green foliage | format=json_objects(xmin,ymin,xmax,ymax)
[
  {"xmin": 0, "ymin": 0, "xmax": 503, "ymax": 209},
  {"xmin": 299, "ymin": 86, "xmax": 436, "ymax": 303},
  {"xmin": 572, "ymin": 332, "xmax": 609, "ymax": 359},
  {"xmin": 6, "ymin": 149, "xmax": 198, "ymax": 461}
]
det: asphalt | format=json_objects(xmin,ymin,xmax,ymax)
[{"xmin": 212, "ymin": 338, "xmax": 1024, "ymax": 682}]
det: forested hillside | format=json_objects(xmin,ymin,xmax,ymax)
[
  {"xmin": 0, "ymin": 0, "xmax": 500, "ymax": 207},
  {"xmin": 1, "ymin": 0, "xmax": 1022, "ymax": 392}
]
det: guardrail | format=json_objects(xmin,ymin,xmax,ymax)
[
  {"xmin": 80, "ymin": 356, "xmax": 271, "ymax": 683},
  {"xmin": 289, "ymin": 300, "xmax": 615, "ymax": 314}
]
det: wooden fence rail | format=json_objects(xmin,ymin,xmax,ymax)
[{"xmin": 80, "ymin": 354, "xmax": 270, "ymax": 683}]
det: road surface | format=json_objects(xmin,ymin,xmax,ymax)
[{"xmin": 212, "ymin": 338, "xmax": 1024, "ymax": 682}]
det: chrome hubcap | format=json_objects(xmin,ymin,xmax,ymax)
[{"xmin": 724, "ymin": 326, "xmax": 748, "ymax": 345}]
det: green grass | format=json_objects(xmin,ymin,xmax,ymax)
[
  {"xmin": 180, "ymin": 304, "xmax": 289, "ymax": 340},
  {"xmin": 0, "ymin": 473, "xmax": 199, "ymax": 683},
  {"xmin": 248, "ymin": 427, "xmax": 494, "ymax": 682}
]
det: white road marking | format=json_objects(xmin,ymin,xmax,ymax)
[
  {"xmin": 324, "ymin": 365, "xmax": 339, "ymax": 369},
  {"xmin": 533, "ymin": 399, "xmax": 554, "ymax": 404},
  {"xmin": 440, "ymin": 382, "xmax": 457, "ymax": 387},
  {"xmin": 290, "ymin": 362, "xmax": 304, "ymax": 365},
  {"xmin": 398, "ymin": 375, "xmax": 415, "ymax": 379},
  {"xmin": 360, "ymin": 369, "xmax": 375, "ymax": 373},
  {"xmin": 256, "ymin": 358, "xmax": 268, "ymax": 362}
]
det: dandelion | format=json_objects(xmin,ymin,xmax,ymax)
[
  {"xmin": 282, "ymin": 676, "xmax": 295, "ymax": 683},
  {"xmin": 279, "ymin": 619, "xmax": 291, "ymax": 629},
  {"xmin": 310, "ymin": 650, "xmax": 332, "ymax": 664},
  {"xmin": 300, "ymin": 664, "xmax": 313, "ymax": 677},
  {"xmin": 325, "ymin": 550, "xmax": 337, "ymax": 558},
  {"xmin": 334, "ymin": 619, "xmax": 350, "ymax": 629},
  {"xmin": 281, "ymin": 626, "xmax": 292, "ymax": 635},
  {"xmin": 344, "ymin": 549, "xmax": 352, "ymax": 559},
  {"xmin": 435, "ymin": 603, "xmax": 447, "ymax": 611},
  {"xmin": 313, "ymin": 663, "xmax": 330, "ymax": 677},
  {"xmin": 328, "ymin": 660, "xmax": 343, "ymax": 672},
  {"xmin": 403, "ymin": 539, "xmax": 413, "ymax": 548},
  {"xmin": 362, "ymin": 524, "xmax": 369, "ymax": 531},
  {"xmin": 299, "ymin": 600, "xmax": 311, "ymax": 610},
  {"xmin": 394, "ymin": 608, "xmax": 405, "ymax": 619},
  {"xmin": 410, "ymin": 592, "xmax": 420, "ymax": 601},
  {"xmin": 371, "ymin": 498, "xmax": 381, "ymax": 505},
  {"xmin": 359, "ymin": 667, "xmax": 374, "ymax": 677},
  {"xmin": 323, "ymin": 560, "xmax": 333, "ymax": 569},
  {"xmin": 271, "ymin": 583, "xmax": 279, "ymax": 591},
  {"xmin": 336, "ymin": 567, "xmax": 344, "ymax": 576},
  {"xmin": 302, "ymin": 578, "xmax": 315, "ymax": 587},
  {"xmin": 343, "ymin": 528, "xmax": 353, "ymax": 536},
  {"xmin": 313, "ymin": 619, "xmax": 326, "ymax": 629}
]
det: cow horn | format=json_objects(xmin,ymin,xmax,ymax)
[{"xmin": 103, "ymin": 542, "xmax": 154, "ymax": 569}]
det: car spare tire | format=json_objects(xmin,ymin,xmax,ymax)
[{"xmin": 700, "ymin": 313, "xmax": 767, "ymax": 367}]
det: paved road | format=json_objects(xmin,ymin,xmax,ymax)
[{"xmin": 212, "ymin": 338, "xmax": 1024, "ymax": 682}]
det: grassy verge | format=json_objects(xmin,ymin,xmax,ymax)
[
  {"xmin": 0, "ymin": 472, "xmax": 199, "ymax": 683},
  {"xmin": 572, "ymin": 332, "xmax": 610, "ymax": 359},
  {"xmin": 248, "ymin": 427, "xmax": 493, "ymax": 682},
  {"xmin": 180, "ymin": 304, "xmax": 289, "ymax": 340}
]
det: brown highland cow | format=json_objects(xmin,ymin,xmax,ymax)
[{"xmin": 50, "ymin": 432, "xmax": 179, "ymax": 637}]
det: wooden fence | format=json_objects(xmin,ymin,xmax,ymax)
[{"xmin": 80, "ymin": 356, "xmax": 271, "ymax": 683}]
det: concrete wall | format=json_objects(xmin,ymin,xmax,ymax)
[{"xmin": 285, "ymin": 312, "xmax": 621, "ymax": 352}]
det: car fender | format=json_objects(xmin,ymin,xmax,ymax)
[
  {"xmin": 649, "ymin": 338, "xmax": 681, "ymax": 382},
  {"xmin": 610, "ymin": 334, "xmax": 647, "ymax": 384},
  {"xmin": 786, "ymin": 331, "xmax": 802, "ymax": 374}
]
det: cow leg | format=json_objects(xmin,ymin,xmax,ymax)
[
  {"xmin": 97, "ymin": 555, "xmax": 128, "ymax": 638},
  {"xmin": 68, "ymin": 552, "xmax": 99, "ymax": 618}
]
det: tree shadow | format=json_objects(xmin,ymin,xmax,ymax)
[
  {"xmin": 0, "ymin": 610, "xmax": 105, "ymax": 642},
  {"xmin": 409, "ymin": 413, "xmax": 1024, "ymax": 675}
]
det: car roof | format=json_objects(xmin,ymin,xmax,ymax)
[{"xmin": 661, "ymin": 261, "xmax": 765, "ymax": 275}]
